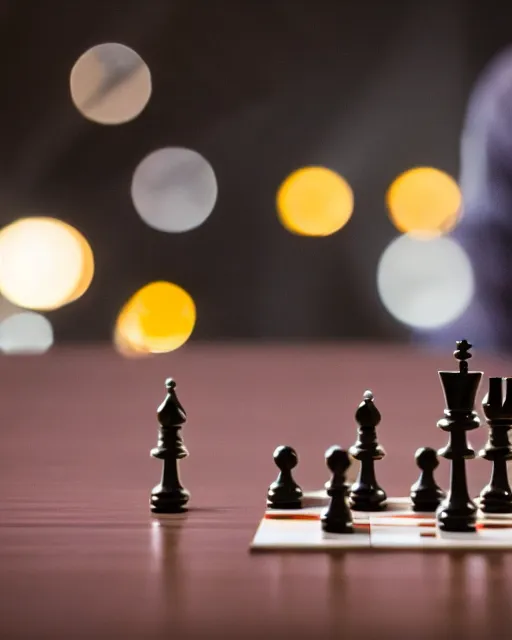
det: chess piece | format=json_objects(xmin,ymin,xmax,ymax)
[
  {"xmin": 349, "ymin": 390, "xmax": 387, "ymax": 511},
  {"xmin": 436, "ymin": 340, "xmax": 482, "ymax": 532},
  {"xmin": 479, "ymin": 377, "xmax": 512, "ymax": 513},
  {"xmin": 321, "ymin": 446, "xmax": 353, "ymax": 534},
  {"xmin": 410, "ymin": 447, "xmax": 445, "ymax": 512},
  {"xmin": 267, "ymin": 445, "xmax": 303, "ymax": 509},
  {"xmin": 150, "ymin": 378, "xmax": 190, "ymax": 513}
]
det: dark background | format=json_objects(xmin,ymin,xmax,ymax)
[{"xmin": 0, "ymin": 0, "xmax": 510, "ymax": 343}]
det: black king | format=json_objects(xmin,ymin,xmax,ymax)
[
  {"xmin": 436, "ymin": 340, "xmax": 482, "ymax": 532},
  {"xmin": 150, "ymin": 378, "xmax": 190, "ymax": 513}
]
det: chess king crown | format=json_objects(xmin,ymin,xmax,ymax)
[{"xmin": 438, "ymin": 339, "xmax": 482, "ymax": 414}]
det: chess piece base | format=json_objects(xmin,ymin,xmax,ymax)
[
  {"xmin": 412, "ymin": 501, "xmax": 442, "ymax": 513},
  {"xmin": 267, "ymin": 499, "xmax": 302, "ymax": 510},
  {"xmin": 349, "ymin": 486, "xmax": 387, "ymax": 511},
  {"xmin": 479, "ymin": 486, "xmax": 512, "ymax": 514},
  {"xmin": 320, "ymin": 511, "xmax": 353, "ymax": 534},
  {"xmin": 267, "ymin": 483, "xmax": 302, "ymax": 510},
  {"xmin": 436, "ymin": 502, "xmax": 477, "ymax": 532},
  {"xmin": 150, "ymin": 485, "xmax": 190, "ymax": 513},
  {"xmin": 411, "ymin": 487, "xmax": 445, "ymax": 513}
]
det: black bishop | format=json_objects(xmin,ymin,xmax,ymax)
[
  {"xmin": 349, "ymin": 390, "xmax": 387, "ymax": 511},
  {"xmin": 150, "ymin": 378, "xmax": 190, "ymax": 513}
]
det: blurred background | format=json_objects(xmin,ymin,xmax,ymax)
[{"xmin": 0, "ymin": 0, "xmax": 511, "ymax": 357}]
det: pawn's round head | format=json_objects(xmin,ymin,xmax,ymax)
[
  {"xmin": 273, "ymin": 445, "xmax": 298, "ymax": 470},
  {"xmin": 415, "ymin": 446, "xmax": 438, "ymax": 471},
  {"xmin": 325, "ymin": 446, "xmax": 351, "ymax": 474},
  {"xmin": 165, "ymin": 378, "xmax": 176, "ymax": 391}
]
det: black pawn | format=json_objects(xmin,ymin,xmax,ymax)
[
  {"xmin": 479, "ymin": 377, "xmax": 512, "ymax": 513},
  {"xmin": 349, "ymin": 390, "xmax": 387, "ymax": 511},
  {"xmin": 321, "ymin": 447, "xmax": 353, "ymax": 534},
  {"xmin": 150, "ymin": 378, "xmax": 190, "ymax": 513},
  {"xmin": 410, "ymin": 447, "xmax": 445, "ymax": 512},
  {"xmin": 267, "ymin": 445, "xmax": 303, "ymax": 509}
]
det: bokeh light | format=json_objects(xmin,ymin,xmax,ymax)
[
  {"xmin": 0, "ymin": 312, "xmax": 53, "ymax": 354},
  {"xmin": 66, "ymin": 225, "xmax": 95, "ymax": 303},
  {"xmin": 0, "ymin": 218, "xmax": 94, "ymax": 310},
  {"xmin": 114, "ymin": 323, "xmax": 151, "ymax": 359},
  {"xmin": 131, "ymin": 147, "xmax": 218, "ymax": 233},
  {"xmin": 70, "ymin": 42, "xmax": 152, "ymax": 125},
  {"xmin": 115, "ymin": 281, "xmax": 196, "ymax": 354},
  {"xmin": 277, "ymin": 167, "xmax": 354, "ymax": 236},
  {"xmin": 0, "ymin": 294, "xmax": 19, "ymax": 323},
  {"xmin": 386, "ymin": 167, "xmax": 461, "ymax": 236},
  {"xmin": 377, "ymin": 234, "xmax": 474, "ymax": 329}
]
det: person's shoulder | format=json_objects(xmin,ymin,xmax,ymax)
[
  {"xmin": 471, "ymin": 46, "xmax": 512, "ymax": 108},
  {"xmin": 463, "ymin": 46, "xmax": 512, "ymax": 150}
]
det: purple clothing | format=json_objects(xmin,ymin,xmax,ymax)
[{"xmin": 421, "ymin": 47, "xmax": 512, "ymax": 353}]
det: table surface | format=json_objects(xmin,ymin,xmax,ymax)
[{"xmin": 1, "ymin": 342, "xmax": 512, "ymax": 639}]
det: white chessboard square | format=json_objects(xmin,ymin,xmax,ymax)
[
  {"xmin": 369, "ymin": 522, "xmax": 512, "ymax": 550},
  {"xmin": 303, "ymin": 492, "xmax": 420, "ymax": 517},
  {"xmin": 250, "ymin": 517, "xmax": 371, "ymax": 551}
]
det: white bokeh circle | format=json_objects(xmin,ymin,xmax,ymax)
[
  {"xmin": 377, "ymin": 235, "xmax": 474, "ymax": 329},
  {"xmin": 0, "ymin": 218, "xmax": 89, "ymax": 310},
  {"xmin": 0, "ymin": 312, "xmax": 53, "ymax": 354},
  {"xmin": 131, "ymin": 147, "xmax": 218, "ymax": 233}
]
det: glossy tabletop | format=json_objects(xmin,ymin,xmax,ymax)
[{"xmin": 1, "ymin": 343, "xmax": 512, "ymax": 639}]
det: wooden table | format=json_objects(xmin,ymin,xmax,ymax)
[{"xmin": 1, "ymin": 343, "xmax": 512, "ymax": 639}]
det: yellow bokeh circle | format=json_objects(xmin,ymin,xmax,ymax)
[
  {"xmin": 277, "ymin": 167, "xmax": 354, "ymax": 236},
  {"xmin": 114, "ymin": 322, "xmax": 151, "ymax": 358},
  {"xmin": 65, "ymin": 225, "xmax": 95, "ymax": 303},
  {"xmin": 0, "ymin": 217, "xmax": 94, "ymax": 310},
  {"xmin": 386, "ymin": 167, "xmax": 462, "ymax": 236},
  {"xmin": 115, "ymin": 281, "xmax": 196, "ymax": 354}
]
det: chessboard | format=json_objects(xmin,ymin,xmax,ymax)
[{"xmin": 249, "ymin": 491, "xmax": 512, "ymax": 552}]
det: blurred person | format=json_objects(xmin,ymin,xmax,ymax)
[{"xmin": 420, "ymin": 46, "xmax": 512, "ymax": 353}]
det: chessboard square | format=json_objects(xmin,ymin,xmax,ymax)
[
  {"xmin": 302, "ymin": 490, "xmax": 328, "ymax": 507},
  {"xmin": 250, "ymin": 517, "xmax": 371, "ymax": 551},
  {"xmin": 370, "ymin": 516, "xmax": 434, "ymax": 527},
  {"xmin": 354, "ymin": 496, "xmax": 430, "ymax": 519},
  {"xmin": 266, "ymin": 501, "xmax": 369, "ymax": 523},
  {"xmin": 300, "ymin": 495, "xmax": 419, "ymax": 518},
  {"xmin": 370, "ymin": 523, "xmax": 512, "ymax": 550},
  {"xmin": 440, "ymin": 528, "xmax": 512, "ymax": 548},
  {"xmin": 481, "ymin": 512, "xmax": 512, "ymax": 522},
  {"xmin": 265, "ymin": 505, "xmax": 324, "ymax": 518},
  {"xmin": 369, "ymin": 524, "xmax": 444, "ymax": 549},
  {"xmin": 362, "ymin": 496, "xmax": 412, "ymax": 517}
]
